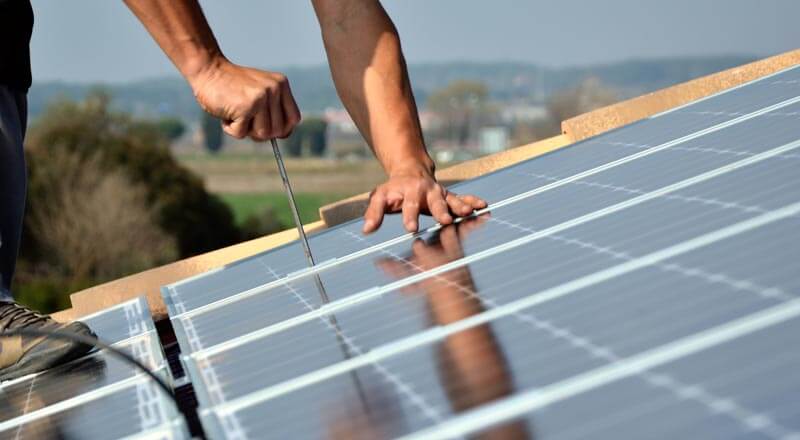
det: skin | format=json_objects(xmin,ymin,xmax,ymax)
[{"xmin": 123, "ymin": 0, "xmax": 486, "ymax": 235}]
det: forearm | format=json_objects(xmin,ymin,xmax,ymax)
[
  {"xmin": 123, "ymin": 0, "xmax": 224, "ymax": 84},
  {"xmin": 313, "ymin": 0, "xmax": 433, "ymax": 176}
]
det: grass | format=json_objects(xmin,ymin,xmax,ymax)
[{"xmin": 220, "ymin": 192, "xmax": 348, "ymax": 227}]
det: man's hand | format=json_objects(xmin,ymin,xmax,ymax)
[
  {"xmin": 187, "ymin": 59, "xmax": 301, "ymax": 141},
  {"xmin": 362, "ymin": 163, "xmax": 487, "ymax": 234},
  {"xmin": 123, "ymin": 0, "xmax": 301, "ymax": 141}
]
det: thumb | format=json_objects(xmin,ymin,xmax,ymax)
[{"xmin": 222, "ymin": 116, "xmax": 251, "ymax": 139}]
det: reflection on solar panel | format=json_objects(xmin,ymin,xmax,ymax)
[
  {"xmin": 0, "ymin": 297, "xmax": 188, "ymax": 439},
  {"xmin": 160, "ymin": 66, "xmax": 800, "ymax": 439}
]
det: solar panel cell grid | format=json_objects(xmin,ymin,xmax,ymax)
[
  {"xmin": 0, "ymin": 379, "xmax": 185, "ymax": 440},
  {"xmin": 0, "ymin": 297, "xmax": 186, "ymax": 439},
  {"xmin": 0, "ymin": 332, "xmax": 168, "ymax": 423},
  {"xmin": 80, "ymin": 296, "xmax": 155, "ymax": 344},
  {"xmin": 194, "ymin": 210, "xmax": 798, "ymax": 432},
  {"xmin": 157, "ymin": 66, "xmax": 800, "ymax": 439},
  {"xmin": 435, "ymin": 315, "xmax": 800, "ymax": 440},
  {"xmin": 162, "ymin": 66, "xmax": 800, "ymax": 315},
  {"xmin": 173, "ymin": 96, "xmax": 800, "ymax": 357}
]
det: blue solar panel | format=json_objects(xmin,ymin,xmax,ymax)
[
  {"xmin": 162, "ymin": 66, "xmax": 800, "ymax": 439},
  {"xmin": 0, "ymin": 297, "xmax": 188, "ymax": 439},
  {"xmin": 162, "ymin": 65, "xmax": 800, "ymax": 317}
]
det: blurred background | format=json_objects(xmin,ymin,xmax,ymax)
[{"xmin": 17, "ymin": 0, "xmax": 799, "ymax": 311}]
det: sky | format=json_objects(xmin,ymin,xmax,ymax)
[{"xmin": 30, "ymin": 0, "xmax": 800, "ymax": 83}]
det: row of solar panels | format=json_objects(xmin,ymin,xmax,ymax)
[
  {"xmin": 0, "ymin": 297, "xmax": 188, "ymax": 439},
  {"xmin": 159, "ymin": 66, "xmax": 800, "ymax": 439},
  {"xmin": 4, "ymin": 65, "xmax": 797, "ymax": 439}
]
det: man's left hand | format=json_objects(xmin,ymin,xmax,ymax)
[{"xmin": 362, "ymin": 164, "xmax": 487, "ymax": 234}]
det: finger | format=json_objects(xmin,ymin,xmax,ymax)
[
  {"xmin": 427, "ymin": 189, "xmax": 453, "ymax": 226},
  {"xmin": 460, "ymin": 194, "xmax": 488, "ymax": 210},
  {"xmin": 281, "ymin": 80, "xmax": 302, "ymax": 138},
  {"xmin": 250, "ymin": 109, "xmax": 271, "ymax": 141},
  {"xmin": 402, "ymin": 189, "xmax": 422, "ymax": 233},
  {"xmin": 223, "ymin": 116, "xmax": 252, "ymax": 139},
  {"xmin": 385, "ymin": 190, "xmax": 404, "ymax": 212},
  {"xmin": 363, "ymin": 189, "xmax": 387, "ymax": 234},
  {"xmin": 268, "ymin": 88, "xmax": 285, "ymax": 139},
  {"xmin": 445, "ymin": 193, "xmax": 473, "ymax": 217}
]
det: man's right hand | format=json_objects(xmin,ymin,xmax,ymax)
[{"xmin": 188, "ymin": 58, "xmax": 302, "ymax": 141}]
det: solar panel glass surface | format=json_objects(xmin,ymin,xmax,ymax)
[
  {"xmin": 162, "ymin": 64, "xmax": 800, "ymax": 316},
  {"xmin": 161, "ymin": 66, "xmax": 800, "ymax": 439},
  {"xmin": 0, "ymin": 297, "xmax": 186, "ymax": 439}
]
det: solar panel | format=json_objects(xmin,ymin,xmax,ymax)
[
  {"xmin": 0, "ymin": 297, "xmax": 188, "ymax": 439},
  {"xmin": 162, "ymin": 65, "xmax": 800, "ymax": 439}
]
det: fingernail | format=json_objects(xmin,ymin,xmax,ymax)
[
  {"xmin": 363, "ymin": 220, "xmax": 374, "ymax": 232},
  {"xmin": 443, "ymin": 215, "xmax": 453, "ymax": 224},
  {"xmin": 406, "ymin": 221, "xmax": 417, "ymax": 231}
]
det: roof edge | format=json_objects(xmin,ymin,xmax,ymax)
[
  {"xmin": 68, "ymin": 221, "xmax": 325, "ymax": 320},
  {"xmin": 58, "ymin": 49, "xmax": 800, "ymax": 321}
]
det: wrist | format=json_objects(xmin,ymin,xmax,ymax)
[
  {"xmin": 386, "ymin": 153, "xmax": 435, "ymax": 178},
  {"xmin": 183, "ymin": 49, "xmax": 228, "ymax": 90}
]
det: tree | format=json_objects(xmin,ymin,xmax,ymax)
[
  {"xmin": 547, "ymin": 77, "xmax": 619, "ymax": 126},
  {"xmin": 156, "ymin": 116, "xmax": 186, "ymax": 141},
  {"xmin": 427, "ymin": 80, "xmax": 489, "ymax": 146},
  {"xmin": 26, "ymin": 148, "xmax": 177, "ymax": 285},
  {"xmin": 512, "ymin": 77, "xmax": 620, "ymax": 144},
  {"xmin": 284, "ymin": 117, "xmax": 328, "ymax": 157},
  {"xmin": 24, "ymin": 90, "xmax": 240, "ymax": 259},
  {"xmin": 201, "ymin": 111, "xmax": 224, "ymax": 153}
]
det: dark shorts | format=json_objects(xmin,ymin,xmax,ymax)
[{"xmin": 0, "ymin": 85, "xmax": 27, "ymax": 301}]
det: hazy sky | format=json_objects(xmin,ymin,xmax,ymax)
[{"xmin": 30, "ymin": 0, "xmax": 800, "ymax": 83}]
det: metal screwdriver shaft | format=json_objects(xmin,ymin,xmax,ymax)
[{"xmin": 270, "ymin": 138, "xmax": 316, "ymax": 267}]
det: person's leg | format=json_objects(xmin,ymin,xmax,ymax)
[
  {"xmin": 0, "ymin": 90, "xmax": 97, "ymax": 380},
  {"xmin": 0, "ymin": 85, "xmax": 28, "ymax": 302}
]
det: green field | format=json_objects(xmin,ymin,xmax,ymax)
[{"xmin": 220, "ymin": 192, "xmax": 347, "ymax": 227}]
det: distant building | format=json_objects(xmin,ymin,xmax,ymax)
[
  {"xmin": 500, "ymin": 104, "xmax": 548, "ymax": 124},
  {"xmin": 479, "ymin": 126, "xmax": 510, "ymax": 155}
]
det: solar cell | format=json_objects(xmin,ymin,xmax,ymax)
[
  {"xmin": 162, "ymin": 65, "xmax": 800, "ymax": 316},
  {"xmin": 188, "ymin": 157, "xmax": 800, "ymax": 397},
  {"xmin": 79, "ymin": 296, "xmax": 156, "ymax": 344},
  {"xmin": 0, "ymin": 297, "xmax": 187, "ymax": 439},
  {"xmin": 162, "ymin": 65, "xmax": 800, "ymax": 439},
  {"xmin": 173, "ymin": 93, "xmax": 800, "ymax": 357},
  {"xmin": 0, "ymin": 332, "xmax": 167, "ymax": 423},
  {"xmin": 0, "ymin": 378, "xmax": 186, "ymax": 440},
  {"xmin": 200, "ymin": 211, "xmax": 800, "ymax": 439}
]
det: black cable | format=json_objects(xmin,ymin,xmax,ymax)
[{"xmin": 0, "ymin": 328, "xmax": 192, "ymax": 425}]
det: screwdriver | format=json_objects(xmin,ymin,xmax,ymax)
[
  {"xmin": 270, "ymin": 139, "xmax": 332, "ymax": 306},
  {"xmin": 270, "ymin": 138, "xmax": 317, "ymax": 267}
]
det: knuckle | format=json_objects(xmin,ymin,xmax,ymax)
[
  {"xmin": 268, "ymin": 83, "xmax": 281, "ymax": 96},
  {"xmin": 251, "ymin": 88, "xmax": 268, "ymax": 102}
]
